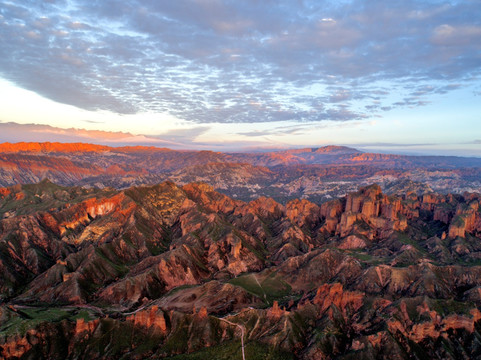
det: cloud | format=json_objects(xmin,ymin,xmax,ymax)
[
  {"xmin": 353, "ymin": 142, "xmax": 438, "ymax": 148},
  {"xmin": 147, "ymin": 126, "xmax": 211, "ymax": 142},
  {"xmin": 82, "ymin": 120, "xmax": 105, "ymax": 124},
  {"xmin": 431, "ymin": 24, "xmax": 481, "ymax": 47},
  {"xmin": 0, "ymin": 122, "xmax": 203, "ymax": 149},
  {"xmin": 237, "ymin": 124, "xmax": 310, "ymax": 137},
  {"xmin": 0, "ymin": 0, "xmax": 480, "ymax": 124}
]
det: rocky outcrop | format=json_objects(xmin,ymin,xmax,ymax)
[
  {"xmin": 126, "ymin": 305, "xmax": 167, "ymax": 332},
  {"xmin": 286, "ymin": 199, "xmax": 321, "ymax": 231},
  {"xmin": 319, "ymin": 184, "xmax": 407, "ymax": 239},
  {"xmin": 316, "ymin": 184, "xmax": 481, "ymax": 241},
  {"xmin": 1, "ymin": 180, "xmax": 481, "ymax": 359},
  {"xmin": 448, "ymin": 200, "xmax": 480, "ymax": 238}
]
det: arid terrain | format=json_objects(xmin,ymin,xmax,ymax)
[
  {"xmin": 2, "ymin": 0, "xmax": 480, "ymax": 357},
  {"xmin": 1, "ymin": 175, "xmax": 481, "ymax": 359},
  {"xmin": 1, "ymin": 142, "xmax": 480, "ymax": 204}
]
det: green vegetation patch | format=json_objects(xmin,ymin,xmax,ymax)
[
  {"xmin": 94, "ymin": 247, "xmax": 129, "ymax": 276},
  {"xmin": 0, "ymin": 180, "xmax": 117, "ymax": 218},
  {"xmin": 232, "ymin": 228, "xmax": 268, "ymax": 262},
  {"xmin": 395, "ymin": 232, "xmax": 428, "ymax": 255},
  {"xmin": 229, "ymin": 271, "xmax": 292, "ymax": 305},
  {"xmin": 165, "ymin": 340, "xmax": 293, "ymax": 360},
  {"xmin": 429, "ymin": 298, "xmax": 474, "ymax": 316},
  {"xmin": 0, "ymin": 306, "xmax": 94, "ymax": 337},
  {"xmin": 452, "ymin": 215, "xmax": 466, "ymax": 227}
]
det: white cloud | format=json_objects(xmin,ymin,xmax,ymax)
[{"xmin": 0, "ymin": 0, "xmax": 480, "ymax": 125}]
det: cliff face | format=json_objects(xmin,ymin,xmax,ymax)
[
  {"xmin": 318, "ymin": 184, "xmax": 481, "ymax": 242},
  {"xmin": 1, "ymin": 180, "xmax": 481, "ymax": 359}
]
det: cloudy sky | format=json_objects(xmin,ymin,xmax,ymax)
[{"xmin": 0, "ymin": 0, "xmax": 480, "ymax": 155}]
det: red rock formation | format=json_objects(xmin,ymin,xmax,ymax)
[
  {"xmin": 318, "ymin": 185, "xmax": 429, "ymax": 238},
  {"xmin": 433, "ymin": 207, "xmax": 452, "ymax": 223},
  {"xmin": 2, "ymin": 180, "xmax": 481, "ymax": 359},
  {"xmin": 197, "ymin": 306, "xmax": 208, "ymax": 320},
  {"xmin": 126, "ymin": 305, "xmax": 167, "ymax": 332},
  {"xmin": 0, "ymin": 187, "xmax": 11, "ymax": 199},
  {"xmin": 248, "ymin": 196, "xmax": 285, "ymax": 219},
  {"xmin": 312, "ymin": 283, "xmax": 364, "ymax": 317},
  {"xmin": 447, "ymin": 203, "xmax": 479, "ymax": 238},
  {"xmin": 386, "ymin": 306, "xmax": 481, "ymax": 344},
  {"xmin": 286, "ymin": 199, "xmax": 321, "ymax": 230},
  {"xmin": 0, "ymin": 333, "xmax": 33, "ymax": 358},
  {"xmin": 75, "ymin": 318, "xmax": 100, "ymax": 335},
  {"xmin": 267, "ymin": 300, "xmax": 286, "ymax": 319},
  {"xmin": 183, "ymin": 182, "xmax": 241, "ymax": 214},
  {"xmin": 338, "ymin": 235, "xmax": 367, "ymax": 249},
  {"xmin": 320, "ymin": 199, "xmax": 343, "ymax": 219}
]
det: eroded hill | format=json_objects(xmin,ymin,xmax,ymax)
[{"xmin": 1, "ymin": 180, "xmax": 481, "ymax": 359}]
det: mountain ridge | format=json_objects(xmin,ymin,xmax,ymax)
[
  {"xmin": 1, "ymin": 141, "xmax": 480, "ymax": 204},
  {"xmin": 1, "ymin": 179, "xmax": 481, "ymax": 358}
]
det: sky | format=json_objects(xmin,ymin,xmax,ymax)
[{"xmin": 0, "ymin": 0, "xmax": 480, "ymax": 155}]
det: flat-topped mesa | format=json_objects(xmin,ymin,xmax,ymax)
[{"xmin": 311, "ymin": 145, "xmax": 359, "ymax": 154}]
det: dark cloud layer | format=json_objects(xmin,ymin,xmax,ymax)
[{"xmin": 0, "ymin": 0, "xmax": 479, "ymax": 123}]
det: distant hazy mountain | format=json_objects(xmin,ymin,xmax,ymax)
[{"xmin": 0, "ymin": 142, "xmax": 480, "ymax": 202}]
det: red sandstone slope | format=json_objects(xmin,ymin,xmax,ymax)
[{"xmin": 1, "ymin": 180, "xmax": 481, "ymax": 358}]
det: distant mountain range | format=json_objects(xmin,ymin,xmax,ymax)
[{"xmin": 0, "ymin": 142, "xmax": 480, "ymax": 203}]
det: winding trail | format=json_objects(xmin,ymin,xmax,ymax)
[
  {"xmin": 218, "ymin": 317, "xmax": 246, "ymax": 360},
  {"xmin": 253, "ymin": 274, "xmax": 268, "ymax": 305}
]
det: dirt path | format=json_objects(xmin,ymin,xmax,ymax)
[
  {"xmin": 254, "ymin": 274, "xmax": 268, "ymax": 305},
  {"xmin": 218, "ymin": 317, "xmax": 246, "ymax": 360}
]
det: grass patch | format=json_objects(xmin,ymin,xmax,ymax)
[
  {"xmin": 451, "ymin": 215, "xmax": 466, "ymax": 227},
  {"xmin": 229, "ymin": 271, "xmax": 292, "ymax": 305},
  {"xmin": 165, "ymin": 340, "xmax": 293, "ymax": 360},
  {"xmin": 0, "ymin": 306, "xmax": 95, "ymax": 337},
  {"xmin": 429, "ymin": 299, "xmax": 474, "ymax": 316},
  {"xmin": 0, "ymin": 179, "xmax": 115, "ymax": 218},
  {"xmin": 94, "ymin": 247, "xmax": 129, "ymax": 276},
  {"xmin": 344, "ymin": 249, "xmax": 385, "ymax": 267},
  {"xmin": 395, "ymin": 232, "xmax": 428, "ymax": 255}
]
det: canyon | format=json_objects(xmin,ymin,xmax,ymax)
[{"xmin": 1, "ymin": 178, "xmax": 481, "ymax": 359}]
